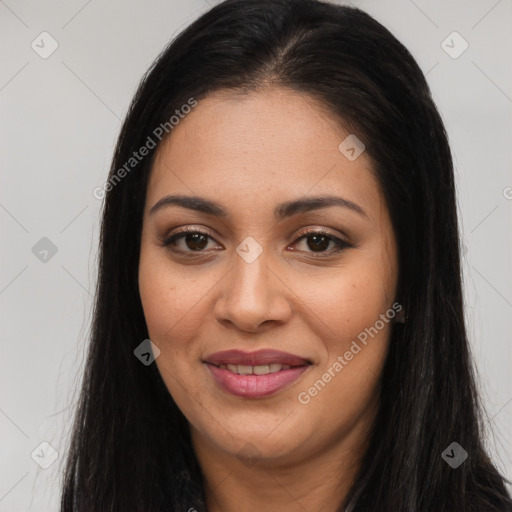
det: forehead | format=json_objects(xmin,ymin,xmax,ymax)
[{"xmin": 146, "ymin": 87, "xmax": 382, "ymax": 220}]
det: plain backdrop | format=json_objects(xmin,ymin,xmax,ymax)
[{"xmin": 1, "ymin": 0, "xmax": 511, "ymax": 510}]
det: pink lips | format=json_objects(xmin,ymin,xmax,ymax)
[{"xmin": 203, "ymin": 349, "xmax": 311, "ymax": 398}]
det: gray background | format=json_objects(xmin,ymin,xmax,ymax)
[{"xmin": 1, "ymin": 0, "xmax": 511, "ymax": 510}]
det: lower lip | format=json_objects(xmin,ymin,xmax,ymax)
[{"xmin": 206, "ymin": 364, "xmax": 310, "ymax": 398}]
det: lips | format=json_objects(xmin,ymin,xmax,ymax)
[
  {"xmin": 203, "ymin": 349, "xmax": 311, "ymax": 367},
  {"xmin": 203, "ymin": 349, "xmax": 312, "ymax": 398}
]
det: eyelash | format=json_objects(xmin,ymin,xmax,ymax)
[{"xmin": 161, "ymin": 226, "xmax": 351, "ymax": 257}]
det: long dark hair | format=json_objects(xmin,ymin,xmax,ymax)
[{"xmin": 59, "ymin": 0, "xmax": 512, "ymax": 510}]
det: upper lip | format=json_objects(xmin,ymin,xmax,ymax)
[{"xmin": 203, "ymin": 349, "xmax": 311, "ymax": 367}]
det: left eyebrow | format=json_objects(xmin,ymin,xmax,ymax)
[
  {"xmin": 148, "ymin": 194, "xmax": 369, "ymax": 220},
  {"xmin": 275, "ymin": 195, "xmax": 368, "ymax": 220}
]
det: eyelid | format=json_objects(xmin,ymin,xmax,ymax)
[
  {"xmin": 160, "ymin": 225, "xmax": 216, "ymax": 243},
  {"xmin": 295, "ymin": 225, "xmax": 349, "ymax": 242}
]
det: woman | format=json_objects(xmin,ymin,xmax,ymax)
[{"xmin": 60, "ymin": 0, "xmax": 512, "ymax": 510}]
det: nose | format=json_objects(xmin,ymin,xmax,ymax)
[{"xmin": 213, "ymin": 249, "xmax": 293, "ymax": 333}]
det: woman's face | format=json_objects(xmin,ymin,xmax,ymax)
[{"xmin": 139, "ymin": 87, "xmax": 399, "ymax": 467}]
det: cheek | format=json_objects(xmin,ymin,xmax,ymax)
[
  {"xmin": 138, "ymin": 258, "xmax": 177, "ymax": 339},
  {"xmin": 295, "ymin": 280, "xmax": 393, "ymax": 440},
  {"xmin": 295, "ymin": 250, "xmax": 396, "ymax": 403},
  {"xmin": 138, "ymin": 247, "xmax": 208, "ymax": 343},
  {"xmin": 138, "ymin": 249, "xmax": 210, "ymax": 413},
  {"xmin": 299, "ymin": 258, "xmax": 395, "ymax": 346}
]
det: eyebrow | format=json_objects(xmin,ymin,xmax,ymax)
[{"xmin": 149, "ymin": 194, "xmax": 368, "ymax": 220}]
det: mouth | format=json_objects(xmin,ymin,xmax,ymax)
[
  {"xmin": 213, "ymin": 362, "xmax": 298, "ymax": 375},
  {"xmin": 203, "ymin": 349, "xmax": 312, "ymax": 398}
]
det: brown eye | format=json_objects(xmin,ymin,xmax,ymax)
[
  {"xmin": 293, "ymin": 230, "xmax": 351, "ymax": 256},
  {"xmin": 304, "ymin": 233, "xmax": 331, "ymax": 252},
  {"xmin": 162, "ymin": 228, "xmax": 218, "ymax": 253},
  {"xmin": 181, "ymin": 232, "xmax": 209, "ymax": 251}
]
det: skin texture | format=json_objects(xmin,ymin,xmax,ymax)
[{"xmin": 138, "ymin": 87, "xmax": 400, "ymax": 512}]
